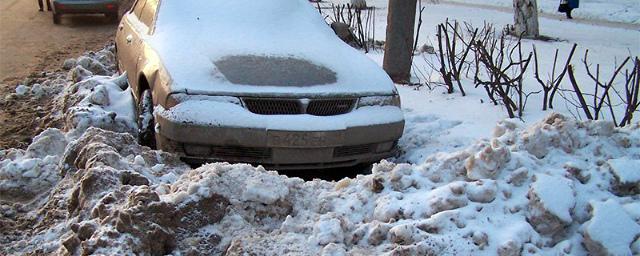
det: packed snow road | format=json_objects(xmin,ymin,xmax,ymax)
[
  {"xmin": 0, "ymin": 0, "xmax": 119, "ymax": 84},
  {"xmin": 0, "ymin": 0, "xmax": 132, "ymax": 149}
]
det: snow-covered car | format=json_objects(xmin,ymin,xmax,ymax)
[
  {"xmin": 49, "ymin": 0, "xmax": 119, "ymax": 24},
  {"xmin": 115, "ymin": 0, "xmax": 404, "ymax": 169}
]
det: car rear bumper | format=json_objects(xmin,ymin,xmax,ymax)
[
  {"xmin": 53, "ymin": 0, "xmax": 118, "ymax": 14},
  {"xmin": 154, "ymin": 103, "xmax": 405, "ymax": 169}
]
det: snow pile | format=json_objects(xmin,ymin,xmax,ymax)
[
  {"xmin": 54, "ymin": 128, "xmax": 190, "ymax": 255},
  {"xmin": 4, "ymin": 45, "xmax": 118, "ymax": 102},
  {"xmin": 0, "ymin": 129, "xmax": 67, "ymax": 199},
  {"xmin": 62, "ymin": 75, "xmax": 137, "ymax": 138},
  {"xmin": 65, "ymin": 46, "xmax": 117, "ymax": 82},
  {"xmin": 1, "ymin": 127, "xmax": 190, "ymax": 255},
  {"xmin": 5, "ymin": 74, "xmax": 67, "ymax": 102},
  {"xmin": 160, "ymin": 113, "xmax": 638, "ymax": 255},
  {"xmin": 5, "ymin": 110, "xmax": 638, "ymax": 255},
  {"xmin": 54, "ymin": 45, "xmax": 136, "ymax": 138},
  {"xmin": 0, "ymin": 45, "xmax": 136, "ymax": 203},
  {"xmin": 0, "ymin": 45, "xmax": 196, "ymax": 255}
]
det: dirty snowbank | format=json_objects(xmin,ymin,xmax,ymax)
[
  {"xmin": 0, "ymin": 46, "xmax": 136, "ymax": 201},
  {"xmin": 0, "ymin": 45, "xmax": 192, "ymax": 255},
  {"xmin": 174, "ymin": 113, "xmax": 640, "ymax": 255},
  {"xmin": 3, "ymin": 108, "xmax": 639, "ymax": 255}
]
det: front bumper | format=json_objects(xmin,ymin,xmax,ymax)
[
  {"xmin": 155, "ymin": 102, "xmax": 404, "ymax": 169},
  {"xmin": 53, "ymin": 0, "xmax": 118, "ymax": 14}
]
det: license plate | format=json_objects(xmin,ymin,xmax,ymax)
[{"xmin": 267, "ymin": 131, "xmax": 343, "ymax": 148}]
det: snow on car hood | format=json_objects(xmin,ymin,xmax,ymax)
[{"xmin": 148, "ymin": 0, "xmax": 395, "ymax": 97}]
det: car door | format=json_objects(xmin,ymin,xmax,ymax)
[{"xmin": 116, "ymin": 0, "xmax": 152, "ymax": 98}]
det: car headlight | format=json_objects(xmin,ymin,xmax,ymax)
[
  {"xmin": 357, "ymin": 95, "xmax": 401, "ymax": 108},
  {"xmin": 165, "ymin": 93, "xmax": 243, "ymax": 109}
]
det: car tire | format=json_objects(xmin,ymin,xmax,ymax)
[
  {"xmin": 106, "ymin": 12, "xmax": 118, "ymax": 23},
  {"xmin": 52, "ymin": 12, "xmax": 61, "ymax": 24},
  {"xmin": 138, "ymin": 89, "xmax": 157, "ymax": 149}
]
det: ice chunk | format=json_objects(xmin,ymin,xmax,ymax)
[
  {"xmin": 30, "ymin": 84, "xmax": 44, "ymax": 98},
  {"xmin": 530, "ymin": 174, "xmax": 575, "ymax": 223},
  {"xmin": 133, "ymin": 155, "xmax": 146, "ymax": 166},
  {"xmin": 465, "ymin": 139, "xmax": 510, "ymax": 180},
  {"xmin": 25, "ymin": 128, "xmax": 67, "ymax": 159},
  {"xmin": 312, "ymin": 215, "xmax": 344, "ymax": 245},
  {"xmin": 15, "ymin": 85, "xmax": 29, "ymax": 96},
  {"xmin": 608, "ymin": 158, "xmax": 640, "ymax": 184},
  {"xmin": 527, "ymin": 174, "xmax": 575, "ymax": 235},
  {"xmin": 242, "ymin": 174, "xmax": 289, "ymax": 204},
  {"xmin": 583, "ymin": 199, "xmax": 640, "ymax": 255},
  {"xmin": 607, "ymin": 158, "xmax": 640, "ymax": 195}
]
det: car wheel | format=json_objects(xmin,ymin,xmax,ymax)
[
  {"xmin": 106, "ymin": 12, "xmax": 118, "ymax": 23},
  {"xmin": 52, "ymin": 12, "xmax": 61, "ymax": 24},
  {"xmin": 138, "ymin": 89, "xmax": 157, "ymax": 149}
]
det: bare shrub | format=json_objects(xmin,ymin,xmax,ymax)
[
  {"xmin": 318, "ymin": 3, "xmax": 377, "ymax": 52},
  {"xmin": 434, "ymin": 20, "xmax": 478, "ymax": 96},
  {"xmin": 410, "ymin": 20, "xmax": 638, "ymax": 125},
  {"xmin": 473, "ymin": 29, "xmax": 532, "ymax": 118},
  {"xmin": 533, "ymin": 44, "xmax": 577, "ymax": 111},
  {"xmin": 563, "ymin": 52, "xmax": 638, "ymax": 126}
]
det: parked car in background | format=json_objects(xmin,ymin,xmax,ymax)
[
  {"xmin": 115, "ymin": 0, "xmax": 405, "ymax": 169},
  {"xmin": 49, "ymin": 0, "xmax": 119, "ymax": 24}
]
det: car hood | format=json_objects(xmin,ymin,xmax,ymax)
[{"xmin": 147, "ymin": 0, "xmax": 395, "ymax": 97}]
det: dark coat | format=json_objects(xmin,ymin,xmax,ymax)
[{"xmin": 568, "ymin": 0, "xmax": 579, "ymax": 9}]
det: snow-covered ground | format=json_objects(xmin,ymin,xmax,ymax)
[
  {"xmin": 1, "ymin": 0, "xmax": 639, "ymax": 255},
  {"xmin": 359, "ymin": 0, "xmax": 640, "ymax": 164},
  {"xmin": 444, "ymin": 0, "xmax": 640, "ymax": 25},
  {"xmin": 334, "ymin": 0, "xmax": 640, "ymax": 25}
]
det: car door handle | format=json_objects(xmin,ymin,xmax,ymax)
[{"xmin": 126, "ymin": 35, "xmax": 133, "ymax": 44}]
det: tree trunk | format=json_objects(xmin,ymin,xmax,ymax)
[
  {"xmin": 383, "ymin": 0, "xmax": 417, "ymax": 84},
  {"xmin": 512, "ymin": 0, "xmax": 539, "ymax": 38}
]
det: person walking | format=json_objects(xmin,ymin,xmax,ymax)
[
  {"xmin": 38, "ymin": 0, "xmax": 51, "ymax": 12},
  {"xmin": 558, "ymin": 0, "xmax": 579, "ymax": 19}
]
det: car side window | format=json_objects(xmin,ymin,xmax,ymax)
[
  {"xmin": 132, "ymin": 0, "xmax": 146, "ymax": 18},
  {"xmin": 139, "ymin": 0, "xmax": 158, "ymax": 28}
]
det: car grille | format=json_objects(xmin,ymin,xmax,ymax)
[
  {"xmin": 307, "ymin": 99, "xmax": 356, "ymax": 116},
  {"xmin": 242, "ymin": 98, "xmax": 355, "ymax": 116},
  {"xmin": 211, "ymin": 146, "xmax": 272, "ymax": 159},
  {"xmin": 334, "ymin": 143, "xmax": 375, "ymax": 157},
  {"xmin": 183, "ymin": 144, "xmax": 272, "ymax": 159},
  {"xmin": 243, "ymin": 98, "xmax": 300, "ymax": 115}
]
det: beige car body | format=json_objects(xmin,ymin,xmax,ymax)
[{"xmin": 115, "ymin": 0, "xmax": 404, "ymax": 169}]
